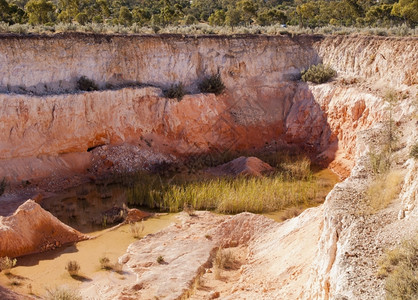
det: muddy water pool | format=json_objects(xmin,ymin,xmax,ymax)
[{"xmin": 0, "ymin": 168, "xmax": 339, "ymax": 297}]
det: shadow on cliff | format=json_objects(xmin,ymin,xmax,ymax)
[{"xmin": 282, "ymin": 80, "xmax": 337, "ymax": 169}]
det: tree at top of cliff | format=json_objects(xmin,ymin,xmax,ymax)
[
  {"xmin": 391, "ymin": 0, "xmax": 418, "ymax": 26},
  {"xmin": 25, "ymin": 0, "xmax": 56, "ymax": 25}
]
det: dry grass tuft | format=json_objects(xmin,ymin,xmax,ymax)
[
  {"xmin": 45, "ymin": 286, "xmax": 82, "ymax": 300},
  {"xmin": 65, "ymin": 260, "xmax": 80, "ymax": 276},
  {"xmin": 366, "ymin": 170, "xmax": 403, "ymax": 213},
  {"xmin": 214, "ymin": 247, "xmax": 236, "ymax": 279},
  {"xmin": 378, "ymin": 234, "xmax": 418, "ymax": 300},
  {"xmin": 0, "ymin": 257, "xmax": 17, "ymax": 274},
  {"xmin": 99, "ymin": 256, "xmax": 112, "ymax": 270},
  {"xmin": 130, "ymin": 221, "xmax": 144, "ymax": 239}
]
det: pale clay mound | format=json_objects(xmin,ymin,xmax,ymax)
[
  {"xmin": 207, "ymin": 156, "xmax": 274, "ymax": 177},
  {"xmin": 80, "ymin": 210, "xmax": 322, "ymax": 300},
  {"xmin": 0, "ymin": 200, "xmax": 88, "ymax": 258}
]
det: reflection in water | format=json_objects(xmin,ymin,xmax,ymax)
[
  {"xmin": 40, "ymin": 168, "xmax": 340, "ymax": 233},
  {"xmin": 41, "ymin": 182, "xmax": 131, "ymax": 233},
  {"xmin": 1, "ymin": 215, "xmax": 178, "ymax": 297}
]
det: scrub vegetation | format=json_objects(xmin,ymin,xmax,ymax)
[
  {"xmin": 0, "ymin": 0, "xmax": 416, "ymax": 35},
  {"xmin": 125, "ymin": 152, "xmax": 330, "ymax": 214},
  {"xmin": 378, "ymin": 234, "xmax": 418, "ymax": 300}
]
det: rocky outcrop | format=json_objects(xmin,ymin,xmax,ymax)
[
  {"xmin": 398, "ymin": 158, "xmax": 418, "ymax": 220},
  {"xmin": 0, "ymin": 200, "xmax": 88, "ymax": 257},
  {"xmin": 80, "ymin": 210, "xmax": 320, "ymax": 300},
  {"xmin": 286, "ymin": 84, "xmax": 388, "ymax": 177},
  {"xmin": 306, "ymin": 94, "xmax": 418, "ymax": 299}
]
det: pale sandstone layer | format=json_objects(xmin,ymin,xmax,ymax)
[
  {"xmin": 0, "ymin": 35, "xmax": 416, "ymax": 185},
  {"xmin": 0, "ymin": 200, "xmax": 88, "ymax": 257}
]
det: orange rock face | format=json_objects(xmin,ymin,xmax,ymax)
[{"xmin": 0, "ymin": 34, "xmax": 416, "ymax": 183}]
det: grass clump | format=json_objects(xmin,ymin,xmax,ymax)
[
  {"xmin": 164, "ymin": 83, "xmax": 185, "ymax": 101},
  {"xmin": 378, "ymin": 234, "xmax": 418, "ymax": 300},
  {"xmin": 0, "ymin": 257, "xmax": 17, "ymax": 274},
  {"xmin": 301, "ymin": 64, "xmax": 336, "ymax": 84},
  {"xmin": 280, "ymin": 156, "xmax": 312, "ymax": 180},
  {"xmin": 99, "ymin": 256, "xmax": 111, "ymax": 270},
  {"xmin": 214, "ymin": 247, "xmax": 236, "ymax": 279},
  {"xmin": 366, "ymin": 170, "xmax": 403, "ymax": 213},
  {"xmin": 45, "ymin": 286, "xmax": 82, "ymax": 300},
  {"xmin": 77, "ymin": 76, "xmax": 98, "ymax": 91},
  {"xmin": 198, "ymin": 74, "xmax": 225, "ymax": 95},
  {"xmin": 130, "ymin": 221, "xmax": 144, "ymax": 239},
  {"xmin": 157, "ymin": 256, "xmax": 165, "ymax": 264},
  {"xmin": 65, "ymin": 260, "xmax": 80, "ymax": 276},
  {"xmin": 410, "ymin": 143, "xmax": 418, "ymax": 159},
  {"xmin": 125, "ymin": 153, "xmax": 323, "ymax": 214},
  {"xmin": 127, "ymin": 173, "xmax": 320, "ymax": 214},
  {"xmin": 369, "ymin": 148, "xmax": 391, "ymax": 175}
]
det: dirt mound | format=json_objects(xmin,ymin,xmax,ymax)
[
  {"xmin": 207, "ymin": 156, "xmax": 274, "ymax": 177},
  {"xmin": 0, "ymin": 200, "xmax": 88, "ymax": 258}
]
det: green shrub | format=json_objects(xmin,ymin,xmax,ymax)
[
  {"xmin": 75, "ymin": 13, "xmax": 88, "ymax": 25},
  {"xmin": 0, "ymin": 257, "xmax": 17, "ymax": 274},
  {"xmin": 77, "ymin": 76, "xmax": 98, "ymax": 91},
  {"xmin": 164, "ymin": 83, "xmax": 185, "ymax": 101},
  {"xmin": 410, "ymin": 143, "xmax": 418, "ymax": 159},
  {"xmin": 198, "ymin": 74, "xmax": 226, "ymax": 95},
  {"xmin": 366, "ymin": 170, "xmax": 403, "ymax": 213},
  {"xmin": 65, "ymin": 260, "xmax": 80, "ymax": 276},
  {"xmin": 157, "ymin": 256, "xmax": 165, "ymax": 264},
  {"xmin": 45, "ymin": 287, "xmax": 82, "ymax": 300},
  {"xmin": 378, "ymin": 235, "xmax": 418, "ymax": 300},
  {"xmin": 301, "ymin": 64, "xmax": 336, "ymax": 84}
]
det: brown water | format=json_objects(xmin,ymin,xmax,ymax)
[
  {"xmin": 0, "ymin": 214, "xmax": 178, "ymax": 297},
  {"xmin": 40, "ymin": 182, "xmax": 132, "ymax": 233}
]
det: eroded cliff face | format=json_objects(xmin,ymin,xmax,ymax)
[
  {"xmin": 0, "ymin": 34, "xmax": 320, "ymax": 94},
  {"xmin": 0, "ymin": 33, "xmax": 417, "ymax": 299},
  {"xmin": 1, "ymin": 34, "xmax": 416, "ymax": 184},
  {"xmin": 0, "ymin": 34, "xmax": 319, "ymax": 184}
]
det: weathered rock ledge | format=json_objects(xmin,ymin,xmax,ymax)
[{"xmin": 0, "ymin": 200, "xmax": 88, "ymax": 258}]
